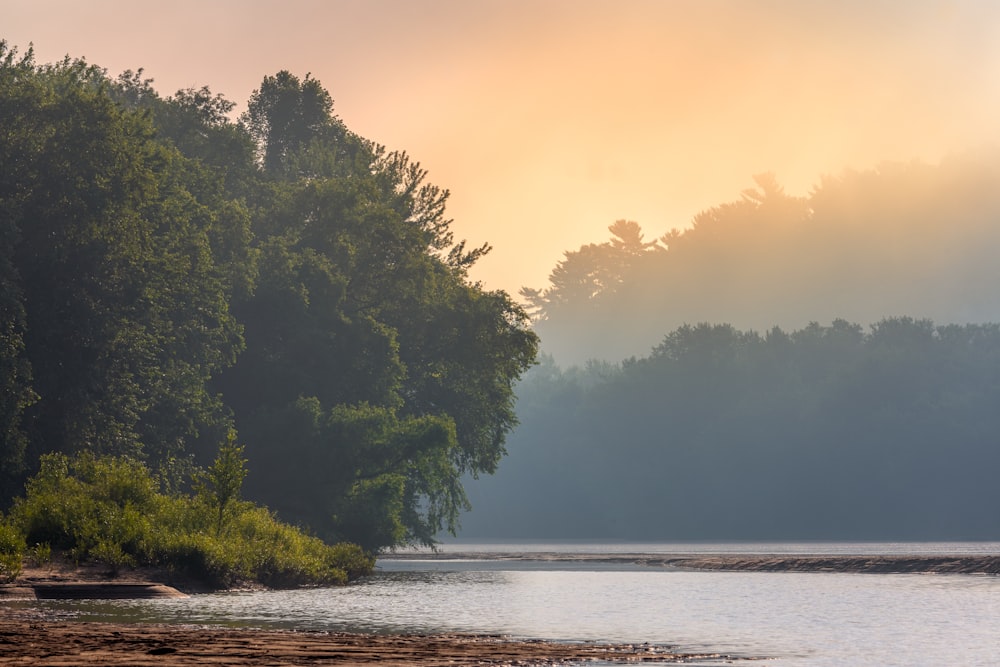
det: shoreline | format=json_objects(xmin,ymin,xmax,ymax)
[
  {"xmin": 383, "ymin": 552, "xmax": 1000, "ymax": 574},
  {"xmin": 0, "ymin": 609, "xmax": 738, "ymax": 666},
  {"xmin": 1, "ymin": 559, "xmax": 216, "ymax": 600},
  {"xmin": 3, "ymin": 552, "xmax": 996, "ymax": 664},
  {"xmin": 0, "ymin": 559, "xmax": 749, "ymax": 665}
]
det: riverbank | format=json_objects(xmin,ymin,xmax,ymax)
[
  {"xmin": 386, "ymin": 551, "xmax": 1000, "ymax": 574},
  {"xmin": 0, "ymin": 559, "xmax": 211, "ymax": 599},
  {"xmin": 0, "ymin": 608, "xmax": 732, "ymax": 666},
  {"xmin": 0, "ymin": 560, "xmax": 741, "ymax": 664}
]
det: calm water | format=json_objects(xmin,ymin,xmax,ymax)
[{"xmin": 16, "ymin": 542, "xmax": 1000, "ymax": 666}]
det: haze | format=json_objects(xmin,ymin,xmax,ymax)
[{"xmin": 7, "ymin": 0, "xmax": 1000, "ymax": 297}]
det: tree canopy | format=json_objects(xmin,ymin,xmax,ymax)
[{"xmin": 0, "ymin": 42, "xmax": 537, "ymax": 552}]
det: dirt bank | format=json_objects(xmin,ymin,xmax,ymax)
[
  {"xmin": 1, "ymin": 559, "xmax": 204, "ymax": 600},
  {"xmin": 0, "ymin": 611, "xmax": 734, "ymax": 666}
]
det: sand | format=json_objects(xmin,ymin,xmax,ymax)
[
  {"xmin": 0, "ymin": 608, "xmax": 730, "ymax": 666},
  {"xmin": 0, "ymin": 561, "xmax": 736, "ymax": 665}
]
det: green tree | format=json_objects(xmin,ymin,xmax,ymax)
[
  {"xmin": 0, "ymin": 44, "xmax": 38, "ymax": 494},
  {"xmin": 220, "ymin": 71, "xmax": 537, "ymax": 550},
  {"xmin": 0, "ymin": 47, "xmax": 243, "ymax": 483},
  {"xmin": 199, "ymin": 433, "xmax": 248, "ymax": 536},
  {"xmin": 0, "ymin": 50, "xmax": 537, "ymax": 553},
  {"xmin": 241, "ymin": 70, "xmax": 354, "ymax": 177}
]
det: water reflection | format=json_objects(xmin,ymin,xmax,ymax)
[{"xmin": 13, "ymin": 546, "xmax": 1000, "ymax": 666}]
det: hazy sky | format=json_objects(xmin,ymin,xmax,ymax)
[{"xmin": 6, "ymin": 0, "xmax": 1000, "ymax": 295}]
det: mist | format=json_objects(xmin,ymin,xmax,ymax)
[
  {"xmin": 461, "ymin": 152, "xmax": 1000, "ymax": 541},
  {"xmin": 7, "ymin": 1, "xmax": 1000, "ymax": 297},
  {"xmin": 526, "ymin": 152, "xmax": 1000, "ymax": 367},
  {"xmin": 460, "ymin": 319, "xmax": 1000, "ymax": 541}
]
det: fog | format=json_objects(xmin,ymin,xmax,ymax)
[
  {"xmin": 527, "ymin": 152, "xmax": 1000, "ymax": 366},
  {"xmin": 466, "ymin": 154, "xmax": 1000, "ymax": 541},
  {"xmin": 7, "ymin": 1, "xmax": 1000, "ymax": 542},
  {"xmin": 460, "ymin": 319, "xmax": 1000, "ymax": 541},
  {"xmin": 6, "ymin": 0, "xmax": 1000, "ymax": 297}
]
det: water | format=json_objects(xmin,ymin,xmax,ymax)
[{"xmin": 16, "ymin": 542, "xmax": 1000, "ymax": 666}]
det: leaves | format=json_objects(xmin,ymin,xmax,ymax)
[{"xmin": 0, "ymin": 52, "xmax": 537, "ymax": 555}]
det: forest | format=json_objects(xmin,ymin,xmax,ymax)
[
  {"xmin": 463, "ymin": 157, "xmax": 1000, "ymax": 540},
  {"xmin": 464, "ymin": 153, "xmax": 1000, "ymax": 542},
  {"xmin": 0, "ymin": 42, "xmax": 538, "ymax": 567},
  {"xmin": 462, "ymin": 318, "xmax": 1000, "ymax": 540}
]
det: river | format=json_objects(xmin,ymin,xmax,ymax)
[{"xmin": 19, "ymin": 542, "xmax": 1000, "ymax": 666}]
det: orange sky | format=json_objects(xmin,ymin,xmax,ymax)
[{"xmin": 6, "ymin": 0, "xmax": 1000, "ymax": 296}]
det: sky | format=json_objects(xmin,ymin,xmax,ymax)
[{"xmin": 6, "ymin": 0, "xmax": 1000, "ymax": 296}]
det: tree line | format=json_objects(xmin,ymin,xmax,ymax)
[
  {"xmin": 461, "ymin": 318, "xmax": 1000, "ymax": 540},
  {"xmin": 525, "ymin": 162, "xmax": 1000, "ymax": 366},
  {"xmin": 0, "ymin": 43, "xmax": 537, "ymax": 554}
]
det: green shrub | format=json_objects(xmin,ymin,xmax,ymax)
[
  {"xmin": 145, "ymin": 499, "xmax": 373, "ymax": 588},
  {"xmin": 0, "ymin": 520, "xmax": 25, "ymax": 582},
  {"xmin": 9, "ymin": 452, "xmax": 373, "ymax": 589},
  {"xmin": 11, "ymin": 453, "xmax": 157, "ymax": 554},
  {"xmin": 90, "ymin": 539, "xmax": 137, "ymax": 573},
  {"xmin": 27, "ymin": 542, "xmax": 51, "ymax": 566}
]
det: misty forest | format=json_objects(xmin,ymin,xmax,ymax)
[
  {"xmin": 3, "ymin": 39, "xmax": 1000, "ymax": 575},
  {"xmin": 466, "ymin": 162, "xmax": 1000, "ymax": 541}
]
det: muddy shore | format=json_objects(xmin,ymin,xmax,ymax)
[
  {"xmin": 0, "ymin": 609, "xmax": 732, "ymax": 666},
  {"xmin": 0, "ymin": 560, "xmax": 741, "ymax": 665}
]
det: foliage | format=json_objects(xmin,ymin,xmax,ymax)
[
  {"xmin": 195, "ymin": 433, "xmax": 248, "ymax": 536},
  {"xmin": 26, "ymin": 540, "xmax": 50, "ymax": 566},
  {"xmin": 10, "ymin": 452, "xmax": 373, "ymax": 587},
  {"xmin": 218, "ymin": 70, "xmax": 537, "ymax": 550},
  {"xmin": 0, "ymin": 41, "xmax": 242, "ymax": 494},
  {"xmin": 0, "ymin": 517, "xmax": 25, "ymax": 582},
  {"xmin": 0, "ymin": 43, "xmax": 537, "ymax": 553},
  {"xmin": 462, "ymin": 319, "xmax": 1000, "ymax": 540}
]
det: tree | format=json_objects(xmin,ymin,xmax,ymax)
[
  {"xmin": 0, "ymin": 48, "xmax": 243, "ymax": 485},
  {"xmin": 0, "ymin": 43, "xmax": 38, "ymax": 494},
  {"xmin": 523, "ymin": 220, "xmax": 660, "ymax": 322},
  {"xmin": 0, "ymin": 51, "xmax": 538, "ymax": 553},
  {"xmin": 240, "ymin": 70, "xmax": 352, "ymax": 176},
  {"xmin": 217, "ymin": 71, "xmax": 538, "ymax": 551},
  {"xmin": 198, "ymin": 432, "xmax": 248, "ymax": 536}
]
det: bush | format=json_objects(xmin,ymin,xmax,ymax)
[
  {"xmin": 12, "ymin": 453, "xmax": 156, "ymax": 554},
  {"xmin": 145, "ymin": 498, "xmax": 374, "ymax": 588},
  {"xmin": 10, "ymin": 452, "xmax": 374, "ymax": 589},
  {"xmin": 0, "ymin": 520, "xmax": 25, "ymax": 582},
  {"xmin": 27, "ymin": 541, "xmax": 51, "ymax": 566}
]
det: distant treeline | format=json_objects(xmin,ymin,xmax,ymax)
[
  {"xmin": 524, "ymin": 163, "xmax": 1000, "ymax": 366},
  {"xmin": 0, "ymin": 43, "xmax": 537, "ymax": 553},
  {"xmin": 461, "ymin": 319, "xmax": 1000, "ymax": 540}
]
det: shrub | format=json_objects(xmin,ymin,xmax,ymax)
[
  {"xmin": 0, "ymin": 520, "xmax": 25, "ymax": 582},
  {"xmin": 27, "ymin": 541, "xmax": 51, "ymax": 566},
  {"xmin": 90, "ymin": 539, "xmax": 137, "ymax": 573},
  {"xmin": 9, "ymin": 452, "xmax": 374, "ymax": 589}
]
